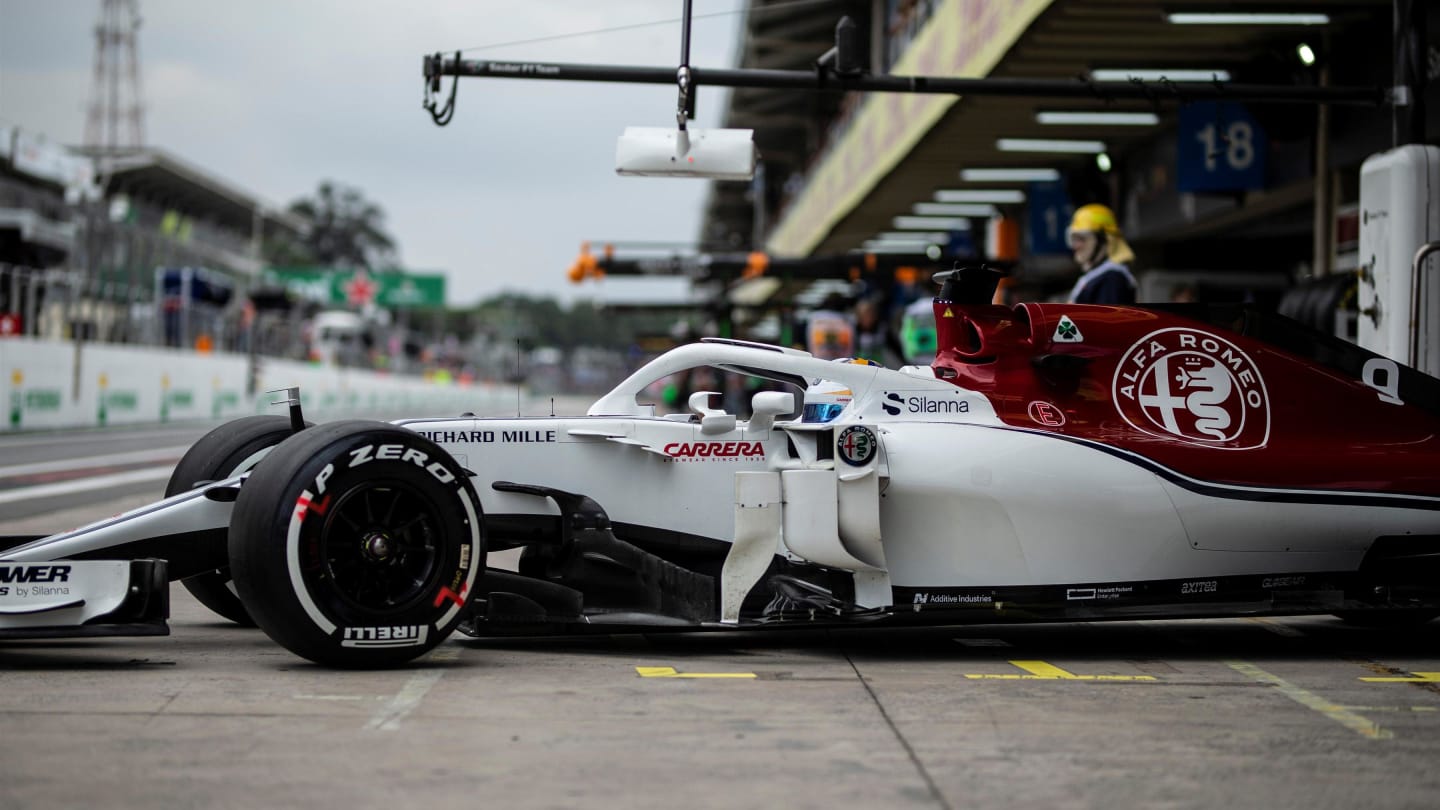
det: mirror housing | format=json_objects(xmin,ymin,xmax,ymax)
[
  {"xmin": 747, "ymin": 391, "xmax": 795, "ymax": 433},
  {"xmin": 616, "ymin": 127, "xmax": 757, "ymax": 180},
  {"xmin": 701, "ymin": 413, "xmax": 737, "ymax": 435},
  {"xmin": 689, "ymin": 390, "xmax": 737, "ymax": 435}
]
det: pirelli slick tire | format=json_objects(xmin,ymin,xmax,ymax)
[
  {"xmin": 166, "ymin": 415, "xmax": 303, "ymax": 626},
  {"xmin": 228, "ymin": 420, "xmax": 484, "ymax": 667}
]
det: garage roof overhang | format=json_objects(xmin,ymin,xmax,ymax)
[{"xmin": 704, "ymin": 0, "xmax": 1392, "ymax": 259}]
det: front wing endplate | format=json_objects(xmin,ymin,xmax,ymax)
[{"xmin": 0, "ymin": 559, "xmax": 168, "ymax": 639}]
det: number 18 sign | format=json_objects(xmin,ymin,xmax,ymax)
[{"xmin": 1176, "ymin": 102, "xmax": 1267, "ymax": 193}]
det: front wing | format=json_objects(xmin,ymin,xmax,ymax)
[{"xmin": 0, "ymin": 559, "xmax": 169, "ymax": 639}]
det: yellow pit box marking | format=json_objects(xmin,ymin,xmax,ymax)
[
  {"xmin": 1359, "ymin": 671, "xmax": 1440, "ymax": 683},
  {"xmin": 964, "ymin": 660, "xmax": 1157, "ymax": 681},
  {"xmin": 636, "ymin": 666, "xmax": 757, "ymax": 679},
  {"xmin": 1229, "ymin": 661, "xmax": 1393, "ymax": 740}
]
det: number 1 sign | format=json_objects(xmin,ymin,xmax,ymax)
[{"xmin": 1026, "ymin": 180, "xmax": 1073, "ymax": 256}]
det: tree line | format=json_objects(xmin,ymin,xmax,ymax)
[{"xmin": 269, "ymin": 181, "xmax": 649, "ymax": 351}]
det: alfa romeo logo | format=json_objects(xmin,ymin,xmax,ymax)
[
  {"xmin": 1112, "ymin": 328, "xmax": 1270, "ymax": 449},
  {"xmin": 837, "ymin": 425, "xmax": 878, "ymax": 466}
]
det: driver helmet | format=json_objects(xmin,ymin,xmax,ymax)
[{"xmin": 801, "ymin": 379, "xmax": 853, "ymax": 423}]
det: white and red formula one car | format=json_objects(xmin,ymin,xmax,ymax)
[{"xmin": 4, "ymin": 268, "xmax": 1440, "ymax": 667}]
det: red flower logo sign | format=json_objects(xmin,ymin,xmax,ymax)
[
  {"xmin": 343, "ymin": 272, "xmax": 378, "ymax": 307},
  {"xmin": 1112, "ymin": 328, "xmax": 1270, "ymax": 449}
]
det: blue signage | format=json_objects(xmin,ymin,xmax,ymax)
[
  {"xmin": 1177, "ymin": 102, "xmax": 1268, "ymax": 193},
  {"xmin": 1026, "ymin": 180, "xmax": 1073, "ymax": 255},
  {"xmin": 946, "ymin": 227, "xmax": 976, "ymax": 260}
]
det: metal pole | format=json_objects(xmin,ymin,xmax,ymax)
[
  {"xmin": 1394, "ymin": 0, "xmax": 1407, "ymax": 146},
  {"xmin": 1407, "ymin": 241, "xmax": 1440, "ymax": 368},
  {"xmin": 251, "ymin": 205, "xmax": 263, "ymax": 264},
  {"xmin": 1394, "ymin": 0, "xmax": 1428, "ymax": 146},
  {"xmin": 1312, "ymin": 61, "xmax": 1332, "ymax": 278},
  {"xmin": 71, "ymin": 197, "xmax": 99, "ymax": 402},
  {"xmin": 1412, "ymin": 0, "xmax": 1428, "ymax": 143},
  {"xmin": 247, "ymin": 312, "xmax": 260, "ymax": 397},
  {"xmin": 676, "ymin": 0, "xmax": 696, "ymax": 127},
  {"xmin": 433, "ymin": 58, "xmax": 1385, "ymax": 106},
  {"xmin": 679, "ymin": 0, "xmax": 692, "ymax": 70},
  {"xmin": 751, "ymin": 161, "xmax": 767, "ymax": 250},
  {"xmin": 106, "ymin": 0, "xmax": 119, "ymax": 150},
  {"xmin": 180, "ymin": 266, "xmax": 192, "ymax": 350},
  {"xmin": 123, "ymin": 229, "xmax": 138, "ymax": 343},
  {"xmin": 26, "ymin": 269, "xmax": 39, "ymax": 338}
]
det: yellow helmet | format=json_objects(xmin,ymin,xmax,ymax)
[
  {"xmin": 1067, "ymin": 203, "xmax": 1135, "ymax": 266},
  {"xmin": 1070, "ymin": 204, "xmax": 1119, "ymax": 235}
]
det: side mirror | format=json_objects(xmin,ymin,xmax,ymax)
[
  {"xmin": 702, "ymin": 413, "xmax": 737, "ymax": 435},
  {"xmin": 689, "ymin": 391, "xmax": 737, "ymax": 435},
  {"xmin": 747, "ymin": 391, "xmax": 795, "ymax": 433}
]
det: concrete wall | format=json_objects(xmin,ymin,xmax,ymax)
[{"xmin": 1, "ymin": 338, "xmax": 518, "ymax": 431}]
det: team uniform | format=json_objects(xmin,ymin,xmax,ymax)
[{"xmin": 1069, "ymin": 259, "xmax": 1137, "ymax": 305}]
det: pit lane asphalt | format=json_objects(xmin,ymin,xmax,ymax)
[{"xmin": 4, "ymin": 429, "xmax": 1440, "ymax": 808}]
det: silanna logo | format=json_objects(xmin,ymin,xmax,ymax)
[
  {"xmin": 1112, "ymin": 328, "xmax": 1270, "ymax": 449},
  {"xmin": 882, "ymin": 391, "xmax": 971, "ymax": 417}
]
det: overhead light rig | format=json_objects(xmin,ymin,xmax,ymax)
[
  {"xmin": 424, "ymin": 54, "xmax": 1383, "ymax": 112},
  {"xmin": 567, "ymin": 242, "xmax": 973, "ymax": 294},
  {"xmin": 423, "ymin": 10, "xmax": 1387, "ymax": 133}
]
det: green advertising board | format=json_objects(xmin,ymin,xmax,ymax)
[{"xmin": 265, "ymin": 268, "xmax": 447, "ymax": 309}]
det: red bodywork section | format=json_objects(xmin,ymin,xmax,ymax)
[{"xmin": 932, "ymin": 301, "xmax": 1440, "ymax": 496}]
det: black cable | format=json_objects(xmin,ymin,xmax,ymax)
[
  {"xmin": 1079, "ymin": 72, "xmax": 1111, "ymax": 104},
  {"xmin": 1129, "ymin": 75, "xmax": 1156, "ymax": 107},
  {"xmin": 452, "ymin": 0, "xmax": 832, "ymax": 55},
  {"xmin": 424, "ymin": 50, "xmax": 460, "ymax": 126}
]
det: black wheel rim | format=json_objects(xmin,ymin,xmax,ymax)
[{"xmin": 317, "ymin": 480, "xmax": 445, "ymax": 614}]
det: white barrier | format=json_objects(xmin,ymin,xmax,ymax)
[{"xmin": 1, "ymin": 338, "xmax": 521, "ymax": 432}]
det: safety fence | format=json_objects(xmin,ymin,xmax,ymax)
[{"xmin": 1, "ymin": 337, "xmax": 521, "ymax": 432}]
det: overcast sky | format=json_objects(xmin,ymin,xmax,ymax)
[{"xmin": 0, "ymin": 0, "xmax": 749, "ymax": 306}]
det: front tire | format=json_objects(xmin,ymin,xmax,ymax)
[
  {"xmin": 228, "ymin": 420, "xmax": 484, "ymax": 667},
  {"xmin": 166, "ymin": 415, "xmax": 301, "ymax": 625}
]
